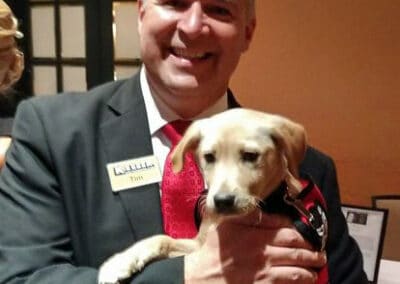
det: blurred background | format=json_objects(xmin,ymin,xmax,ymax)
[{"xmin": 4, "ymin": 0, "xmax": 400, "ymax": 206}]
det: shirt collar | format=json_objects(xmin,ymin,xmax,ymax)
[{"xmin": 140, "ymin": 67, "xmax": 228, "ymax": 136}]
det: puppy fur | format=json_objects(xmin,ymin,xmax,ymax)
[{"xmin": 98, "ymin": 108, "xmax": 307, "ymax": 284}]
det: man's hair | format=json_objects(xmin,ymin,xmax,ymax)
[{"xmin": 0, "ymin": 1, "xmax": 24, "ymax": 92}]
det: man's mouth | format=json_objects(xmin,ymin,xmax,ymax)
[{"xmin": 170, "ymin": 48, "xmax": 212, "ymax": 60}]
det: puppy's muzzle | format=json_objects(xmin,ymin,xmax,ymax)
[{"xmin": 213, "ymin": 193, "xmax": 236, "ymax": 214}]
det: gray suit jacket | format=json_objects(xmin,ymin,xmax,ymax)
[{"xmin": 0, "ymin": 73, "xmax": 367, "ymax": 283}]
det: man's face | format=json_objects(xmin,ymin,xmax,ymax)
[{"xmin": 138, "ymin": 0, "xmax": 255, "ymax": 103}]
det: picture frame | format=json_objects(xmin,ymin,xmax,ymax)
[{"xmin": 341, "ymin": 204, "xmax": 388, "ymax": 284}]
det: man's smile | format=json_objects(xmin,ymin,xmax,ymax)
[{"xmin": 170, "ymin": 47, "xmax": 213, "ymax": 60}]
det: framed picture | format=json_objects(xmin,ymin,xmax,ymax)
[{"xmin": 341, "ymin": 205, "xmax": 388, "ymax": 284}]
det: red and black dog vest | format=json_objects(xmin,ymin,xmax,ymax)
[{"xmin": 194, "ymin": 174, "xmax": 329, "ymax": 284}]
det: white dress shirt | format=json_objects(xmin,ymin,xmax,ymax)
[{"xmin": 139, "ymin": 67, "xmax": 228, "ymax": 175}]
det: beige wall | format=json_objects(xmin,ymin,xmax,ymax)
[{"xmin": 231, "ymin": 0, "xmax": 400, "ymax": 206}]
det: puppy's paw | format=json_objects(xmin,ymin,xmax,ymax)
[
  {"xmin": 98, "ymin": 252, "xmax": 146, "ymax": 284},
  {"xmin": 97, "ymin": 235, "xmax": 176, "ymax": 284}
]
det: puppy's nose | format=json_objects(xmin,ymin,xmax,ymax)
[{"xmin": 214, "ymin": 193, "xmax": 236, "ymax": 213}]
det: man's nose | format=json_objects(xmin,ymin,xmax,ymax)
[{"xmin": 177, "ymin": 2, "xmax": 208, "ymax": 39}]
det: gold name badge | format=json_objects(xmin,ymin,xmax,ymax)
[{"xmin": 107, "ymin": 155, "xmax": 162, "ymax": 192}]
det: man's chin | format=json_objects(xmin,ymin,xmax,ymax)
[{"xmin": 164, "ymin": 75, "xmax": 202, "ymax": 92}]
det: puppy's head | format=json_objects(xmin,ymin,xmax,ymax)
[{"xmin": 171, "ymin": 109, "xmax": 307, "ymax": 216}]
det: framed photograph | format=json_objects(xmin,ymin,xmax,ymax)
[{"xmin": 341, "ymin": 205, "xmax": 388, "ymax": 284}]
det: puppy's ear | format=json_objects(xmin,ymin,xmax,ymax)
[
  {"xmin": 269, "ymin": 117, "xmax": 307, "ymax": 178},
  {"xmin": 170, "ymin": 121, "xmax": 203, "ymax": 173}
]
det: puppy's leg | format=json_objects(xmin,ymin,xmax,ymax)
[{"xmin": 98, "ymin": 235, "xmax": 200, "ymax": 284}]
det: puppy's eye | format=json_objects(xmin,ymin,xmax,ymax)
[
  {"xmin": 204, "ymin": 153, "xmax": 216, "ymax": 164},
  {"xmin": 241, "ymin": 151, "xmax": 259, "ymax": 163}
]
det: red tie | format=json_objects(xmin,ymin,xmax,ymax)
[{"xmin": 161, "ymin": 120, "xmax": 204, "ymax": 238}]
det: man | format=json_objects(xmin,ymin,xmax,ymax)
[{"xmin": 0, "ymin": 0, "xmax": 367, "ymax": 283}]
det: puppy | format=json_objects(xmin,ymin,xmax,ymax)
[{"xmin": 98, "ymin": 108, "xmax": 313, "ymax": 284}]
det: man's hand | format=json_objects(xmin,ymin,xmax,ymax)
[
  {"xmin": 184, "ymin": 211, "xmax": 326, "ymax": 283},
  {"xmin": 0, "ymin": 137, "xmax": 11, "ymax": 169}
]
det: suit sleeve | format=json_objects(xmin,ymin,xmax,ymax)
[
  {"xmin": 131, "ymin": 257, "xmax": 183, "ymax": 284},
  {"xmin": 317, "ymin": 154, "xmax": 368, "ymax": 284},
  {"xmin": 0, "ymin": 100, "xmax": 99, "ymax": 283}
]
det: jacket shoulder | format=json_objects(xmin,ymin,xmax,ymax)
[
  {"xmin": 27, "ymin": 79, "xmax": 128, "ymax": 109},
  {"xmin": 17, "ymin": 77, "xmax": 138, "ymax": 124},
  {"xmin": 302, "ymin": 146, "xmax": 334, "ymax": 169},
  {"xmin": 300, "ymin": 146, "xmax": 336, "ymax": 185}
]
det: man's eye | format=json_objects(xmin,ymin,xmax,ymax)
[
  {"xmin": 205, "ymin": 6, "xmax": 233, "ymax": 20},
  {"xmin": 204, "ymin": 153, "xmax": 216, "ymax": 164},
  {"xmin": 241, "ymin": 151, "xmax": 259, "ymax": 163},
  {"xmin": 209, "ymin": 6, "xmax": 230, "ymax": 15},
  {"xmin": 161, "ymin": 0, "xmax": 188, "ymax": 9}
]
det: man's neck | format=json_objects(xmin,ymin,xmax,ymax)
[{"xmin": 144, "ymin": 69, "xmax": 228, "ymax": 119}]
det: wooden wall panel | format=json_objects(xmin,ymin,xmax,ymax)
[{"xmin": 231, "ymin": 0, "xmax": 400, "ymax": 206}]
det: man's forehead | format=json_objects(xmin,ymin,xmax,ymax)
[
  {"xmin": 217, "ymin": 0, "xmax": 241, "ymax": 3},
  {"xmin": 206, "ymin": 0, "xmax": 242, "ymax": 3},
  {"xmin": 212, "ymin": 0, "xmax": 250, "ymax": 8}
]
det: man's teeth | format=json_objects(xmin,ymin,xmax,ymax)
[{"xmin": 173, "ymin": 49, "xmax": 208, "ymax": 59}]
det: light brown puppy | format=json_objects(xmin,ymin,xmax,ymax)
[{"xmin": 98, "ymin": 108, "xmax": 307, "ymax": 284}]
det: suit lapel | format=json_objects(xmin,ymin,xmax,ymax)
[
  {"xmin": 99, "ymin": 78, "xmax": 241, "ymax": 240},
  {"xmin": 100, "ymin": 74, "xmax": 164, "ymax": 240},
  {"xmin": 227, "ymin": 89, "xmax": 241, "ymax": 108}
]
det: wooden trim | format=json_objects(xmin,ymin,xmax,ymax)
[
  {"xmin": 85, "ymin": 0, "xmax": 114, "ymax": 88},
  {"xmin": 372, "ymin": 195, "xmax": 400, "ymax": 208}
]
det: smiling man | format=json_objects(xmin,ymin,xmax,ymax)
[
  {"xmin": 139, "ymin": 0, "xmax": 255, "ymax": 119},
  {"xmin": 0, "ymin": 1, "xmax": 367, "ymax": 283}
]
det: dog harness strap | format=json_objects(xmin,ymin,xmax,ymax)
[
  {"xmin": 287, "ymin": 178, "xmax": 328, "ymax": 251},
  {"xmin": 161, "ymin": 120, "xmax": 204, "ymax": 238},
  {"xmin": 194, "ymin": 176, "xmax": 330, "ymax": 283},
  {"xmin": 285, "ymin": 177, "xmax": 329, "ymax": 284}
]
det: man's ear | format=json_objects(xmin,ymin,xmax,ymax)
[
  {"xmin": 242, "ymin": 18, "xmax": 256, "ymax": 52},
  {"xmin": 137, "ymin": 0, "xmax": 145, "ymax": 35},
  {"xmin": 170, "ymin": 121, "xmax": 203, "ymax": 173}
]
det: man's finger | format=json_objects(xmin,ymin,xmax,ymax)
[
  {"xmin": 265, "ymin": 246, "xmax": 327, "ymax": 268},
  {"xmin": 259, "ymin": 266, "xmax": 318, "ymax": 284}
]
